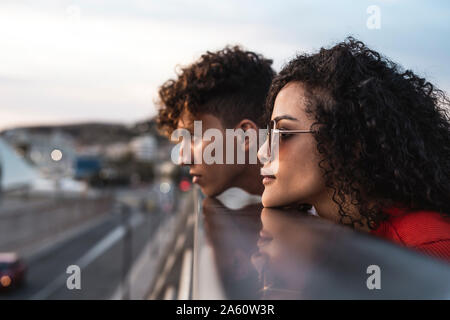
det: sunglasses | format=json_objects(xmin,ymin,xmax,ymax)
[{"xmin": 266, "ymin": 119, "xmax": 314, "ymax": 158}]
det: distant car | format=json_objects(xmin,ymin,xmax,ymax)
[{"xmin": 0, "ymin": 253, "xmax": 27, "ymax": 291}]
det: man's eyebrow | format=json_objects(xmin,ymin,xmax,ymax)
[{"xmin": 273, "ymin": 115, "xmax": 298, "ymax": 122}]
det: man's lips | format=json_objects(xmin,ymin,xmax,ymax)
[
  {"xmin": 262, "ymin": 174, "xmax": 276, "ymax": 185},
  {"xmin": 190, "ymin": 172, "xmax": 202, "ymax": 184}
]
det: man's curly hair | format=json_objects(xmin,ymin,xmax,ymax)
[
  {"xmin": 266, "ymin": 37, "xmax": 450, "ymax": 229},
  {"xmin": 157, "ymin": 46, "xmax": 275, "ymax": 136}
]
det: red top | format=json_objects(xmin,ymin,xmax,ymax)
[{"xmin": 372, "ymin": 207, "xmax": 450, "ymax": 262}]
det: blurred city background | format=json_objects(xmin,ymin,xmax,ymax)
[
  {"xmin": 0, "ymin": 0, "xmax": 449, "ymax": 299},
  {"xmin": 0, "ymin": 118, "xmax": 195, "ymax": 299}
]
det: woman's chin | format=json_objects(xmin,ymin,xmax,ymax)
[{"xmin": 262, "ymin": 192, "xmax": 284, "ymax": 208}]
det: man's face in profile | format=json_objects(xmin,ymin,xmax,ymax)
[{"xmin": 176, "ymin": 111, "xmax": 243, "ymax": 197}]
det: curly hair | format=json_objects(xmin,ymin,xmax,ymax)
[
  {"xmin": 157, "ymin": 46, "xmax": 275, "ymax": 136},
  {"xmin": 266, "ymin": 37, "xmax": 450, "ymax": 229}
]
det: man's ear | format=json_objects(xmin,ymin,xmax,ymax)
[
  {"xmin": 236, "ymin": 119, "xmax": 259, "ymax": 132},
  {"xmin": 235, "ymin": 119, "xmax": 259, "ymax": 152}
]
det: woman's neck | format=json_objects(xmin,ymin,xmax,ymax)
[{"xmin": 310, "ymin": 189, "xmax": 371, "ymax": 232}]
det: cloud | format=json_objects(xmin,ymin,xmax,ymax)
[{"xmin": 0, "ymin": 0, "xmax": 448, "ymax": 130}]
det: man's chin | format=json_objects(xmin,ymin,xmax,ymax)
[{"xmin": 198, "ymin": 185, "xmax": 222, "ymax": 198}]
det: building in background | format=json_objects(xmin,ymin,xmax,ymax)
[
  {"xmin": 0, "ymin": 137, "xmax": 39, "ymax": 193},
  {"xmin": 2, "ymin": 128, "xmax": 76, "ymax": 179},
  {"xmin": 130, "ymin": 134, "xmax": 157, "ymax": 162}
]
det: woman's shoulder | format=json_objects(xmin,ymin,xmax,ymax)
[{"xmin": 372, "ymin": 207, "xmax": 450, "ymax": 261}]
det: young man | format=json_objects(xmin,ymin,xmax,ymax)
[{"xmin": 157, "ymin": 46, "xmax": 275, "ymax": 198}]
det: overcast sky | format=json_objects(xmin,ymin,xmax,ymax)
[{"xmin": 1, "ymin": 0, "xmax": 449, "ymax": 130}]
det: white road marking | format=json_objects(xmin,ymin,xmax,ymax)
[{"xmin": 31, "ymin": 212, "xmax": 144, "ymax": 300}]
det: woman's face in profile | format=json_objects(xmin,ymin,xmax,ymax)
[{"xmin": 258, "ymin": 81, "xmax": 326, "ymax": 208}]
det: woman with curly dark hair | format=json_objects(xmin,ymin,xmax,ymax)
[{"xmin": 258, "ymin": 37, "xmax": 450, "ymax": 261}]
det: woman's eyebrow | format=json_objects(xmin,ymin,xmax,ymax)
[{"xmin": 273, "ymin": 115, "xmax": 298, "ymax": 122}]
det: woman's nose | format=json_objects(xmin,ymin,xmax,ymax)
[{"xmin": 258, "ymin": 138, "xmax": 270, "ymax": 164}]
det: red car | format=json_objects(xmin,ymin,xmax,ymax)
[{"xmin": 0, "ymin": 253, "xmax": 27, "ymax": 291}]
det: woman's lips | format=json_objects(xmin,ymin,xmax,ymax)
[
  {"xmin": 257, "ymin": 229, "xmax": 273, "ymax": 247},
  {"xmin": 262, "ymin": 175, "xmax": 276, "ymax": 185}
]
